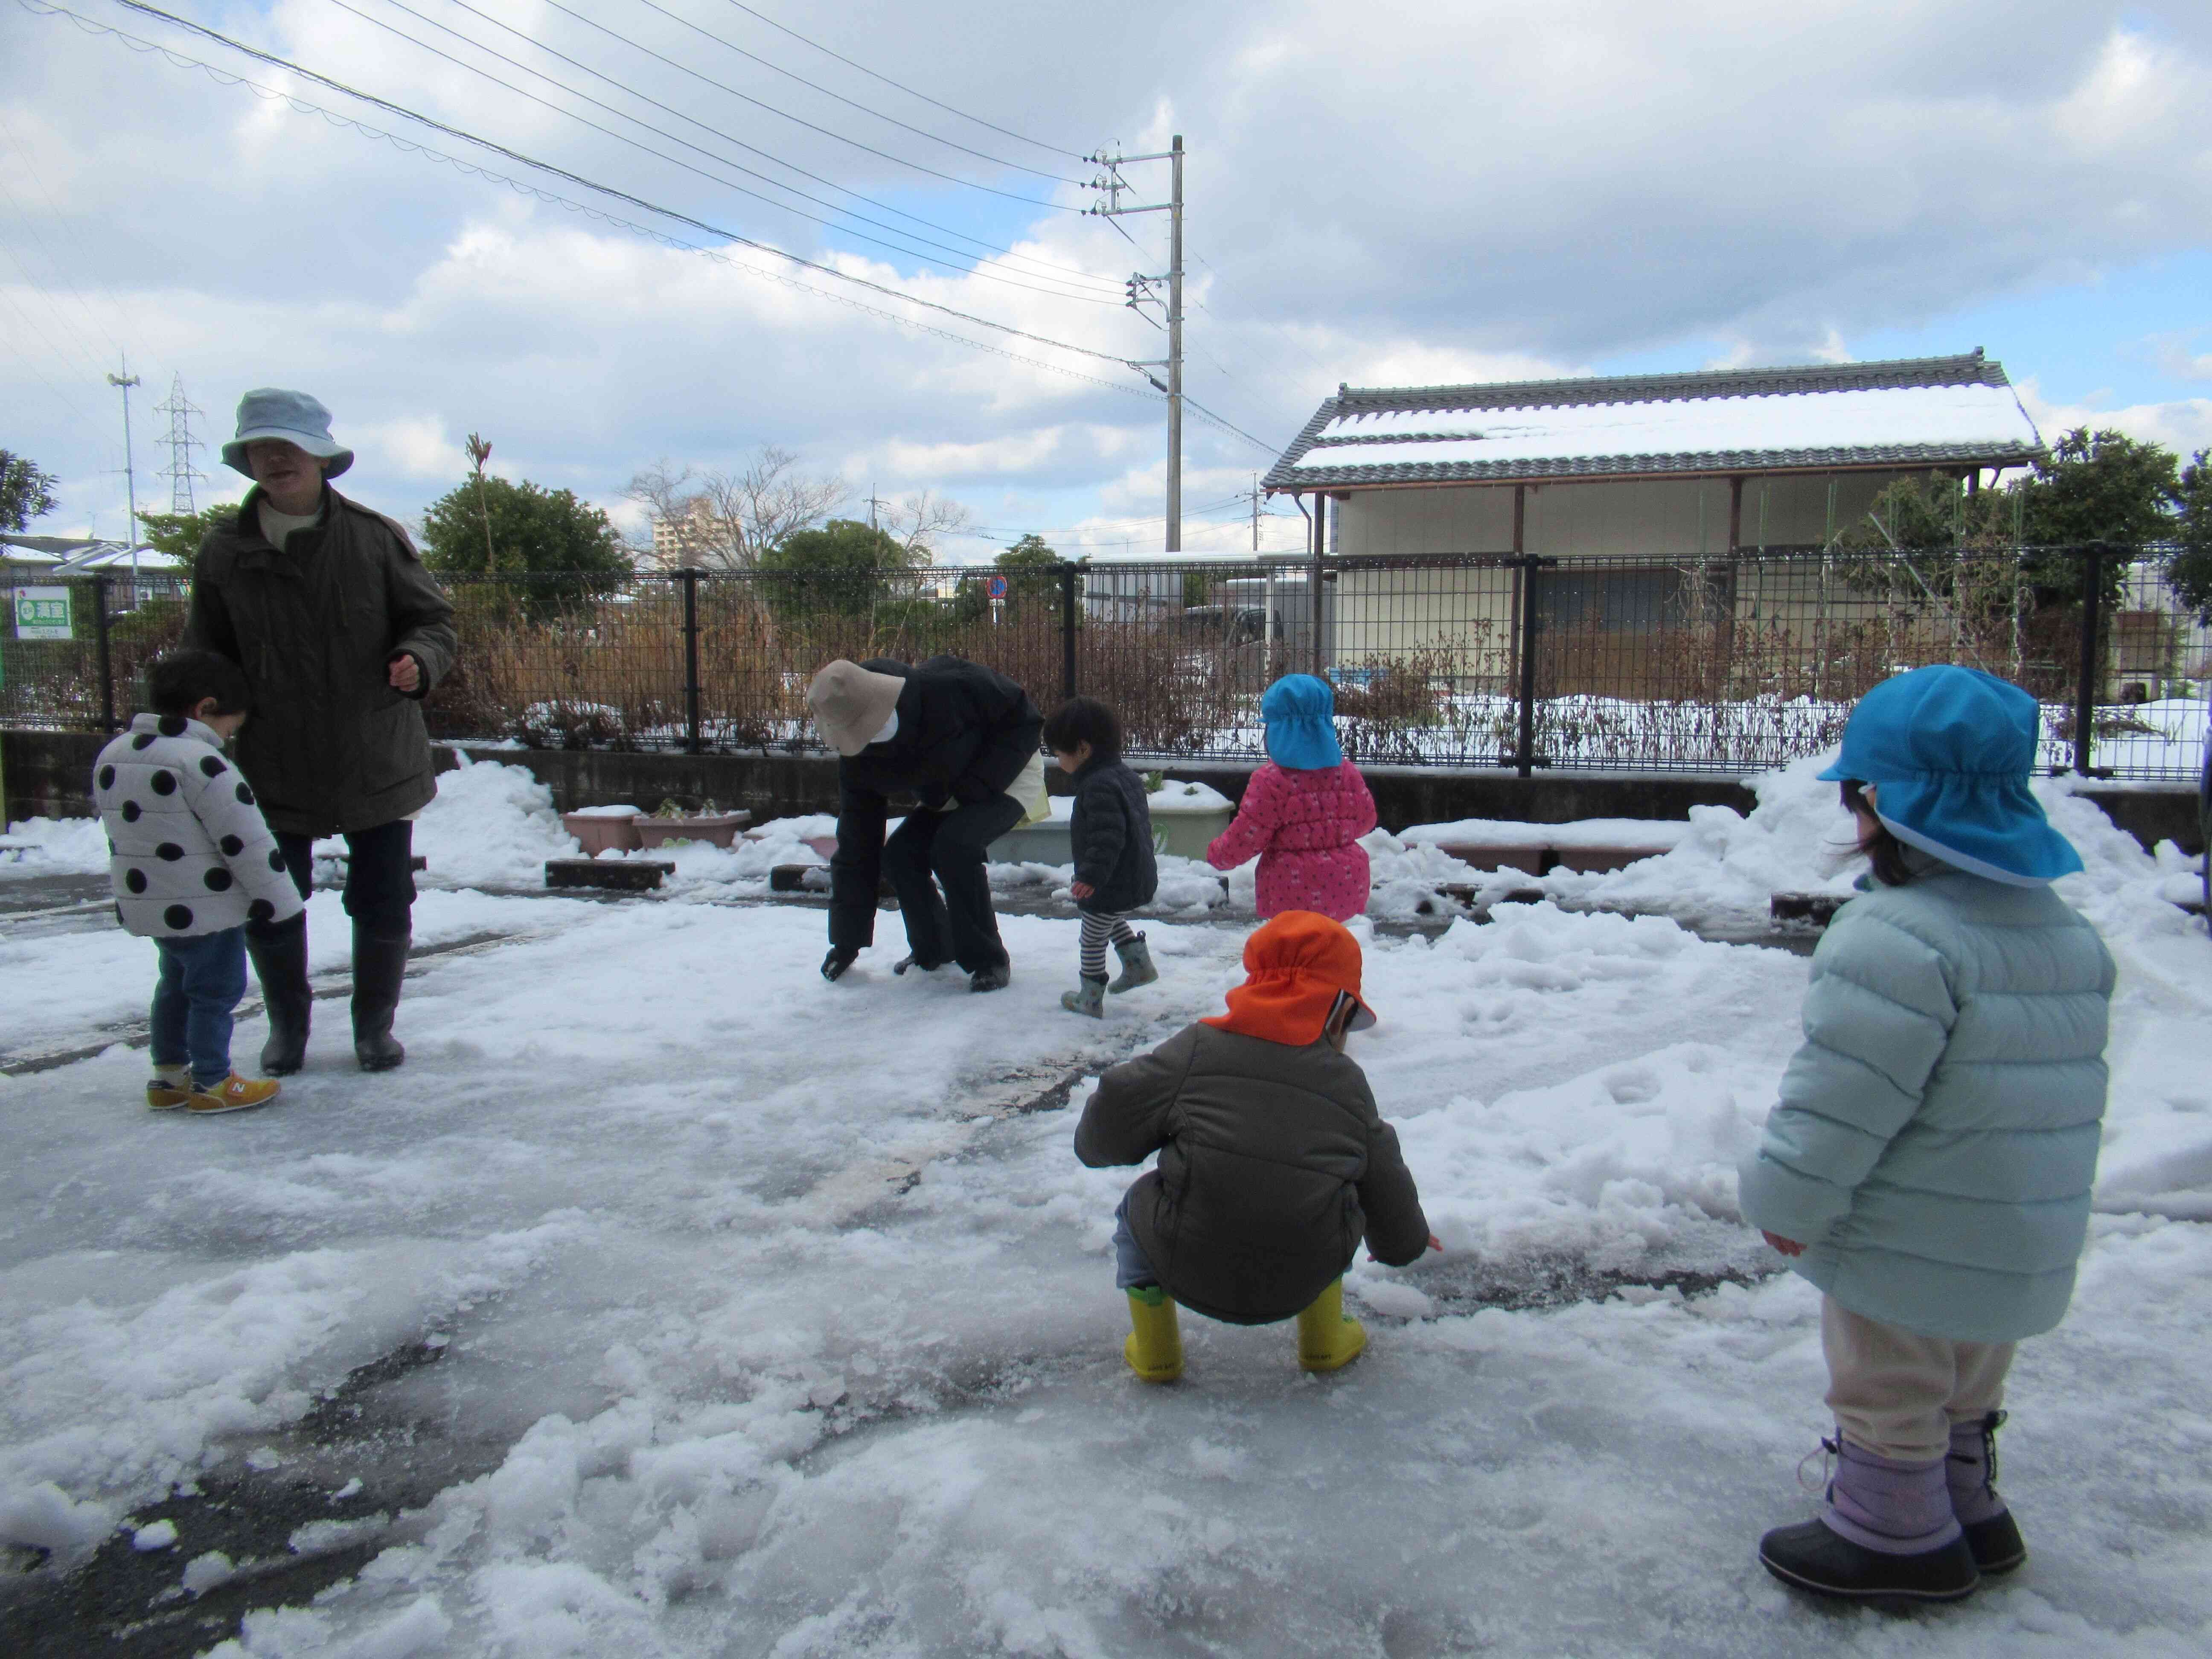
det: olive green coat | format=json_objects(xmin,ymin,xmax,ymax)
[{"xmin": 183, "ymin": 486, "xmax": 458, "ymax": 837}]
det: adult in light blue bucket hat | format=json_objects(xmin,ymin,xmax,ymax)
[
  {"xmin": 218, "ymin": 387, "xmax": 353, "ymax": 480},
  {"xmin": 1816, "ymin": 664, "xmax": 2081, "ymax": 885},
  {"xmin": 1260, "ymin": 673, "xmax": 1343, "ymax": 770}
]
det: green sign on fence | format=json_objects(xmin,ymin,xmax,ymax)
[{"xmin": 13, "ymin": 585, "xmax": 74, "ymax": 641}]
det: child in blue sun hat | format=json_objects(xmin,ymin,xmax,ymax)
[{"xmin": 1739, "ymin": 665, "xmax": 2115, "ymax": 1605}]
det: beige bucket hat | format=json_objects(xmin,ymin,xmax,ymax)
[{"xmin": 807, "ymin": 660, "xmax": 905, "ymax": 756}]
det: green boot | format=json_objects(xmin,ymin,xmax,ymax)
[
  {"xmin": 1295, "ymin": 1278, "xmax": 1366, "ymax": 1373},
  {"xmin": 1108, "ymin": 934, "xmax": 1159, "ymax": 994},
  {"xmin": 1061, "ymin": 973, "xmax": 1109, "ymax": 1018},
  {"xmin": 1123, "ymin": 1286, "xmax": 1182, "ymax": 1383}
]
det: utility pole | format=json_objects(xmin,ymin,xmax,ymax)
[
  {"xmin": 867, "ymin": 486, "xmax": 890, "ymax": 533},
  {"xmin": 1086, "ymin": 134, "xmax": 1184, "ymax": 553},
  {"xmin": 1251, "ymin": 473, "xmax": 1260, "ymax": 551},
  {"xmin": 107, "ymin": 357, "xmax": 143, "ymax": 578},
  {"xmin": 154, "ymin": 374, "xmax": 206, "ymax": 516}
]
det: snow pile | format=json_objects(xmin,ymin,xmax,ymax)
[
  {"xmin": 409, "ymin": 757, "xmax": 577, "ymax": 887},
  {"xmin": 0, "ymin": 814, "xmax": 109, "ymax": 877},
  {"xmin": 1146, "ymin": 778, "xmax": 1234, "ymax": 813}
]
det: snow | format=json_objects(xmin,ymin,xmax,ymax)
[
  {"xmin": 1297, "ymin": 382, "xmax": 2040, "ymax": 468},
  {"xmin": 2, "ymin": 751, "xmax": 2209, "ymax": 1653}
]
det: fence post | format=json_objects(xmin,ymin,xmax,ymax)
[
  {"xmin": 92, "ymin": 574, "xmax": 116, "ymax": 734},
  {"xmin": 1059, "ymin": 562, "xmax": 1077, "ymax": 701},
  {"xmin": 2071, "ymin": 543, "xmax": 2106, "ymax": 777},
  {"xmin": 679, "ymin": 568, "xmax": 702, "ymax": 755},
  {"xmin": 1512, "ymin": 556, "xmax": 1554, "ymax": 778},
  {"xmin": 1310, "ymin": 494, "xmax": 1327, "ymax": 676}
]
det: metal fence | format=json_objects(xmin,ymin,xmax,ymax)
[{"xmin": 6, "ymin": 547, "xmax": 2206, "ymax": 780}]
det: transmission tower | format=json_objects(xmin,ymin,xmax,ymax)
[{"xmin": 154, "ymin": 373, "xmax": 207, "ymax": 515}]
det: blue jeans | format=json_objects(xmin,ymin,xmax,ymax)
[
  {"xmin": 1113, "ymin": 1190, "xmax": 1160, "ymax": 1291},
  {"xmin": 151, "ymin": 928, "xmax": 248, "ymax": 1089}
]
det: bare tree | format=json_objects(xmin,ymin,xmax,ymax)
[
  {"xmin": 624, "ymin": 447, "xmax": 846, "ymax": 572},
  {"xmin": 881, "ymin": 488, "xmax": 974, "ymax": 562}
]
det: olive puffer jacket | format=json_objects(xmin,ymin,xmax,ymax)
[
  {"xmin": 183, "ymin": 486, "xmax": 457, "ymax": 838},
  {"xmin": 1075, "ymin": 1022, "xmax": 1430, "ymax": 1325},
  {"xmin": 1737, "ymin": 866, "xmax": 2116, "ymax": 1342},
  {"xmin": 1067, "ymin": 753, "xmax": 1158, "ymax": 914}
]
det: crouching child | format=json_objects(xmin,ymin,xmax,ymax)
[
  {"xmin": 1073, "ymin": 911, "xmax": 1433, "ymax": 1382},
  {"xmin": 93, "ymin": 650, "xmax": 307, "ymax": 1114}
]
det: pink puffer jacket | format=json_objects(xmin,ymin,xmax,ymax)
[{"xmin": 1205, "ymin": 760, "xmax": 1377, "ymax": 921}]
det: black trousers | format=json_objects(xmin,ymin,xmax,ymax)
[
  {"xmin": 255, "ymin": 818, "xmax": 417, "ymax": 939},
  {"xmin": 881, "ymin": 795, "xmax": 1025, "ymax": 973}
]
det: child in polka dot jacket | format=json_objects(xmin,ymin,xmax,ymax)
[
  {"xmin": 92, "ymin": 649, "xmax": 305, "ymax": 1114},
  {"xmin": 1205, "ymin": 674, "xmax": 1377, "ymax": 922}
]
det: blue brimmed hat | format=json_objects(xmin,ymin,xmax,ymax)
[
  {"xmin": 221, "ymin": 388, "xmax": 353, "ymax": 479},
  {"xmin": 1261, "ymin": 674, "xmax": 1343, "ymax": 770},
  {"xmin": 1819, "ymin": 665, "xmax": 2081, "ymax": 886}
]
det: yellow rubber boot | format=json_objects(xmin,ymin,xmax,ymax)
[
  {"xmin": 1123, "ymin": 1286, "xmax": 1183, "ymax": 1384},
  {"xmin": 1295, "ymin": 1279, "xmax": 1367, "ymax": 1373}
]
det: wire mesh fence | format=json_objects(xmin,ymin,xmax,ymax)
[{"xmin": 5, "ymin": 549, "xmax": 2206, "ymax": 781}]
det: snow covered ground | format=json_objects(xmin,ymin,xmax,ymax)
[{"xmin": 2, "ymin": 759, "xmax": 2209, "ymax": 1656}]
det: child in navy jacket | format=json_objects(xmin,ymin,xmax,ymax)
[{"xmin": 1043, "ymin": 698, "xmax": 1158, "ymax": 1017}]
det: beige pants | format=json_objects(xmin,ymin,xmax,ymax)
[{"xmin": 1822, "ymin": 1297, "xmax": 2016, "ymax": 1463}]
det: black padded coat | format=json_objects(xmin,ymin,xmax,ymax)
[
  {"xmin": 1067, "ymin": 753, "xmax": 1158, "ymax": 914},
  {"xmin": 1074, "ymin": 1022, "xmax": 1430, "ymax": 1324}
]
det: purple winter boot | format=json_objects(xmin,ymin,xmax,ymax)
[
  {"xmin": 1947, "ymin": 1411, "xmax": 2026, "ymax": 1575},
  {"xmin": 1758, "ymin": 1433, "xmax": 1979, "ymax": 1603}
]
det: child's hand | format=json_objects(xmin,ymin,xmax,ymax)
[
  {"xmin": 1428, "ymin": 1234, "xmax": 1443, "ymax": 1254},
  {"xmin": 387, "ymin": 653, "xmax": 422, "ymax": 693},
  {"xmin": 1070, "ymin": 880, "xmax": 1094, "ymax": 900},
  {"xmin": 1761, "ymin": 1230, "xmax": 1806, "ymax": 1257}
]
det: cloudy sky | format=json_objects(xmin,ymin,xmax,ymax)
[{"xmin": 4, "ymin": 0, "xmax": 2209, "ymax": 560}]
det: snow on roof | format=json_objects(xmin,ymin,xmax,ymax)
[{"xmin": 1265, "ymin": 350, "xmax": 2046, "ymax": 490}]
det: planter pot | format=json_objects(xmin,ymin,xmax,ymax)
[
  {"xmin": 1147, "ymin": 806, "xmax": 1234, "ymax": 861},
  {"xmin": 988, "ymin": 821, "xmax": 1073, "ymax": 865},
  {"xmin": 563, "ymin": 808, "xmax": 645, "ymax": 856},
  {"xmin": 632, "ymin": 811, "xmax": 751, "ymax": 850}
]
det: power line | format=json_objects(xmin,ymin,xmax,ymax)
[
  {"xmin": 319, "ymin": 0, "xmax": 1114, "ymax": 304},
  {"xmin": 517, "ymin": 0, "xmax": 1118, "ymax": 286},
  {"xmin": 710, "ymin": 0, "xmax": 1081, "ymax": 161},
  {"xmin": 74, "ymin": 1, "xmax": 1153, "ymax": 376},
  {"xmin": 606, "ymin": 0, "xmax": 1080, "ymax": 184},
  {"xmin": 414, "ymin": 0, "xmax": 1121, "ymax": 296}
]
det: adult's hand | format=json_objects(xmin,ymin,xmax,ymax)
[
  {"xmin": 1762, "ymin": 1230, "xmax": 1806, "ymax": 1257},
  {"xmin": 821, "ymin": 947, "xmax": 857, "ymax": 982},
  {"xmin": 387, "ymin": 652, "xmax": 422, "ymax": 694}
]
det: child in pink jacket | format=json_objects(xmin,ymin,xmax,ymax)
[{"xmin": 1206, "ymin": 674, "xmax": 1377, "ymax": 921}]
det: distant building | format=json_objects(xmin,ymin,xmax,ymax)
[
  {"xmin": 1263, "ymin": 350, "xmax": 2060, "ymax": 692},
  {"xmin": 649, "ymin": 499, "xmax": 722, "ymax": 568}
]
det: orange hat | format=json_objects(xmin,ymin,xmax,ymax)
[{"xmin": 1202, "ymin": 911, "xmax": 1378, "ymax": 1048}]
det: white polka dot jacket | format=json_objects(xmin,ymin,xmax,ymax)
[{"xmin": 92, "ymin": 713, "xmax": 310, "ymax": 939}]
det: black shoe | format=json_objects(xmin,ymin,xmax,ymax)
[
  {"xmin": 893, "ymin": 953, "xmax": 947, "ymax": 975},
  {"xmin": 351, "ymin": 926, "xmax": 410, "ymax": 1072},
  {"xmin": 246, "ymin": 913, "xmax": 312, "ymax": 1075},
  {"xmin": 968, "ymin": 962, "xmax": 1011, "ymax": 993},
  {"xmin": 1963, "ymin": 1511, "xmax": 2026, "ymax": 1576},
  {"xmin": 1757, "ymin": 1519, "xmax": 1979, "ymax": 1604}
]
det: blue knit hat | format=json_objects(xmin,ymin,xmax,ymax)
[
  {"xmin": 1261, "ymin": 674, "xmax": 1343, "ymax": 770},
  {"xmin": 1818, "ymin": 666, "xmax": 2081, "ymax": 886},
  {"xmin": 221, "ymin": 388, "xmax": 354, "ymax": 480}
]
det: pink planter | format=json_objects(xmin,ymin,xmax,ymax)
[
  {"xmin": 563, "ymin": 810, "xmax": 645, "ymax": 856},
  {"xmin": 632, "ymin": 812, "xmax": 751, "ymax": 850}
]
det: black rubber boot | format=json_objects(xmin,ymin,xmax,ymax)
[
  {"xmin": 1757, "ymin": 1519, "xmax": 1979, "ymax": 1604},
  {"xmin": 968, "ymin": 961, "xmax": 1011, "ymax": 993},
  {"xmin": 350, "ymin": 926, "xmax": 410, "ymax": 1072},
  {"xmin": 246, "ymin": 914, "xmax": 312, "ymax": 1076}
]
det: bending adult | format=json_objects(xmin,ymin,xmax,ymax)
[
  {"xmin": 183, "ymin": 388, "xmax": 458, "ymax": 1073},
  {"xmin": 808, "ymin": 656, "xmax": 1045, "ymax": 992}
]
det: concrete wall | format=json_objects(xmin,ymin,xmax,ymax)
[
  {"xmin": 9, "ymin": 730, "xmax": 2199, "ymax": 854},
  {"xmin": 1333, "ymin": 470, "xmax": 1917, "ymax": 565}
]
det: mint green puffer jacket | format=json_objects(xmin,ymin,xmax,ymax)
[{"xmin": 1738, "ymin": 867, "xmax": 2115, "ymax": 1342}]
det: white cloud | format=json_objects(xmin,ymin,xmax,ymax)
[{"xmin": 2015, "ymin": 378, "xmax": 2212, "ymax": 459}]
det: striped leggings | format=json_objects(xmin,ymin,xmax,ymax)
[{"xmin": 1079, "ymin": 909, "xmax": 1140, "ymax": 978}]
